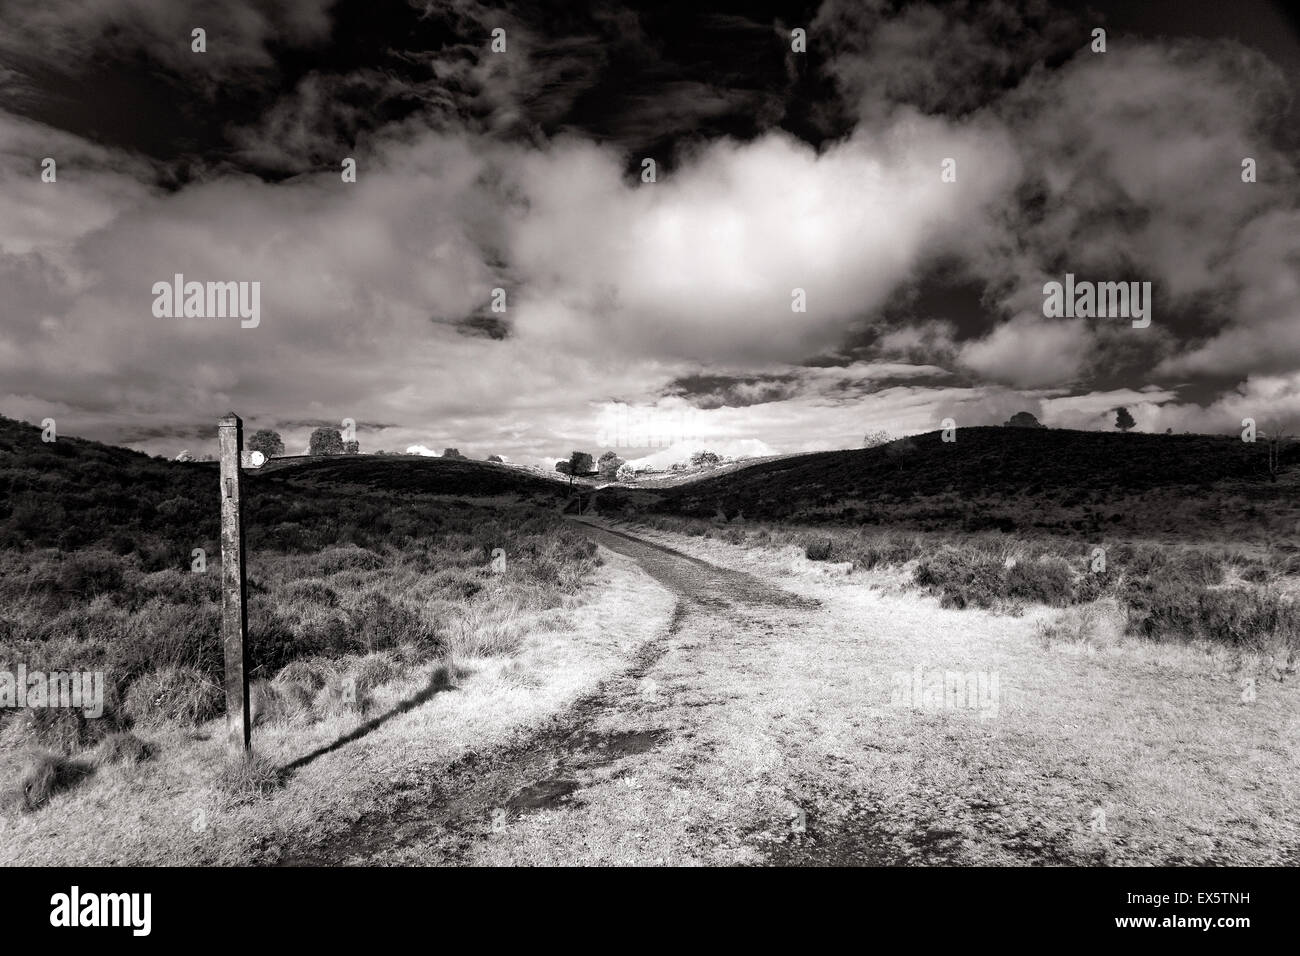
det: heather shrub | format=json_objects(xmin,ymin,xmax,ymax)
[
  {"xmin": 804, "ymin": 538, "xmax": 834, "ymax": 561},
  {"xmin": 122, "ymin": 667, "xmax": 223, "ymax": 726},
  {"xmin": 913, "ymin": 548, "xmax": 1007, "ymax": 609},
  {"xmin": 1004, "ymin": 556, "xmax": 1076, "ymax": 606}
]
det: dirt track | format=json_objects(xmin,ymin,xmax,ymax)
[
  {"xmin": 281, "ymin": 520, "xmax": 1300, "ymax": 866},
  {"xmin": 571, "ymin": 520, "xmax": 818, "ymax": 611},
  {"xmin": 283, "ymin": 519, "xmax": 832, "ymax": 865}
]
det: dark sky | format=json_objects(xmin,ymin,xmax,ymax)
[{"xmin": 9, "ymin": 0, "xmax": 1296, "ymax": 172}]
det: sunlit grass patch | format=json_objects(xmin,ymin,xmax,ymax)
[{"xmin": 215, "ymin": 750, "xmax": 283, "ymax": 805}]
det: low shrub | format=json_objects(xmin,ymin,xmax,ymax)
[
  {"xmin": 54, "ymin": 550, "xmax": 127, "ymax": 605},
  {"xmin": 273, "ymin": 658, "xmax": 336, "ymax": 693},
  {"xmin": 1004, "ymin": 556, "xmax": 1076, "ymax": 606},
  {"xmin": 352, "ymin": 651, "xmax": 400, "ymax": 697},
  {"xmin": 913, "ymin": 548, "xmax": 1007, "ymax": 609},
  {"xmin": 804, "ymin": 538, "xmax": 834, "ymax": 561},
  {"xmin": 313, "ymin": 676, "xmax": 362, "ymax": 719},
  {"xmin": 122, "ymin": 666, "xmax": 223, "ymax": 726},
  {"xmin": 346, "ymin": 593, "xmax": 430, "ymax": 654},
  {"xmin": 248, "ymin": 679, "xmax": 299, "ymax": 727}
]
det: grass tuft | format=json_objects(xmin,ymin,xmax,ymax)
[
  {"xmin": 447, "ymin": 600, "xmax": 524, "ymax": 657},
  {"xmin": 1036, "ymin": 598, "xmax": 1128, "ymax": 649},
  {"xmin": 804, "ymin": 538, "xmax": 834, "ymax": 561},
  {"xmin": 92, "ymin": 730, "xmax": 157, "ymax": 767},
  {"xmin": 214, "ymin": 750, "xmax": 283, "ymax": 803},
  {"xmin": 4, "ymin": 749, "xmax": 94, "ymax": 812},
  {"xmin": 123, "ymin": 666, "xmax": 224, "ymax": 726}
]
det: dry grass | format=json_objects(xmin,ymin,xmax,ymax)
[
  {"xmin": 122, "ymin": 666, "xmax": 224, "ymax": 727},
  {"xmin": 465, "ymin": 525, "xmax": 1300, "ymax": 866},
  {"xmin": 0, "ymin": 550, "xmax": 674, "ymax": 864},
  {"xmin": 447, "ymin": 600, "xmax": 524, "ymax": 658},
  {"xmin": 2, "ymin": 750, "xmax": 94, "ymax": 813},
  {"xmin": 626, "ymin": 515, "xmax": 1300, "ymax": 654},
  {"xmin": 0, "ymin": 489, "xmax": 602, "ymax": 757},
  {"xmin": 93, "ymin": 731, "xmax": 156, "ymax": 767},
  {"xmin": 7, "ymin": 515, "xmax": 1297, "ymax": 866},
  {"xmin": 1035, "ymin": 598, "xmax": 1127, "ymax": 650},
  {"xmin": 215, "ymin": 751, "xmax": 284, "ymax": 804}
]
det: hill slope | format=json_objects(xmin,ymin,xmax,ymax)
[
  {"xmin": 0, "ymin": 416, "xmax": 572, "ymax": 559},
  {"xmin": 264, "ymin": 453, "xmax": 569, "ymax": 499},
  {"xmin": 640, "ymin": 427, "xmax": 1300, "ymax": 540}
]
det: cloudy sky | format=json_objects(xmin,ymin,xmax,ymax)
[{"xmin": 2, "ymin": 0, "xmax": 1298, "ymax": 464}]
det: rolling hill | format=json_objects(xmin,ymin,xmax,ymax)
[
  {"xmin": 259, "ymin": 453, "xmax": 570, "ymax": 499},
  {"xmin": 619, "ymin": 427, "xmax": 1300, "ymax": 541},
  {"xmin": 0, "ymin": 415, "xmax": 573, "ymax": 558},
  {"xmin": 5, "ymin": 415, "xmax": 1297, "ymax": 545}
]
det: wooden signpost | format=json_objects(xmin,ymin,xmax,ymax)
[{"xmin": 218, "ymin": 412, "xmax": 252, "ymax": 753}]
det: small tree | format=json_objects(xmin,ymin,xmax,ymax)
[
  {"xmin": 1004, "ymin": 412, "xmax": 1045, "ymax": 429},
  {"xmin": 309, "ymin": 427, "xmax": 343, "ymax": 455},
  {"xmin": 557, "ymin": 451, "xmax": 592, "ymax": 490},
  {"xmin": 615, "ymin": 462, "xmax": 637, "ymax": 482},
  {"xmin": 442, "ymin": 447, "xmax": 464, "ymax": 459},
  {"xmin": 343, "ymin": 439, "xmax": 359, "ymax": 455},
  {"xmin": 487, "ymin": 454, "xmax": 504, "ymax": 463},
  {"xmin": 597, "ymin": 451, "xmax": 624, "ymax": 478},
  {"xmin": 690, "ymin": 450, "xmax": 722, "ymax": 468},
  {"xmin": 1115, "ymin": 407, "xmax": 1136, "ymax": 432},
  {"xmin": 248, "ymin": 429, "xmax": 285, "ymax": 458},
  {"xmin": 863, "ymin": 430, "xmax": 893, "ymax": 448}
]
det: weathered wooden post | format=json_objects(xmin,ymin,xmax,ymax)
[{"xmin": 218, "ymin": 412, "xmax": 251, "ymax": 753}]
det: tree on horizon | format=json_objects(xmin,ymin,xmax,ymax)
[
  {"xmin": 1004, "ymin": 412, "xmax": 1045, "ymax": 428},
  {"xmin": 309, "ymin": 426, "xmax": 344, "ymax": 455},
  {"xmin": 248, "ymin": 428, "xmax": 285, "ymax": 458}
]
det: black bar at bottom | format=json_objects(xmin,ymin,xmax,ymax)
[{"xmin": 0, "ymin": 865, "xmax": 1285, "ymax": 944}]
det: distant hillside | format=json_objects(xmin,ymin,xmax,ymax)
[
  {"xmin": 0, "ymin": 415, "xmax": 212, "ymax": 557},
  {"xmin": 0, "ymin": 416, "xmax": 570, "ymax": 560},
  {"xmin": 6, "ymin": 415, "xmax": 1296, "ymax": 545},
  {"xmin": 265, "ymin": 453, "xmax": 568, "ymax": 499},
  {"xmin": 615, "ymin": 453, "xmax": 792, "ymax": 489},
  {"xmin": 637, "ymin": 427, "xmax": 1300, "ymax": 539},
  {"xmin": 623, "ymin": 438, "xmax": 778, "ymax": 472}
]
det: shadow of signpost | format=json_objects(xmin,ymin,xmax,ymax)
[{"xmin": 278, "ymin": 664, "xmax": 460, "ymax": 777}]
